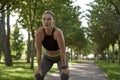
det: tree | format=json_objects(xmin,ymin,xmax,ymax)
[
  {"xmin": 0, "ymin": 4, "xmax": 12, "ymax": 66},
  {"xmin": 109, "ymin": 0, "xmax": 120, "ymax": 65},
  {"xmin": 1, "ymin": 0, "xmax": 87, "ymax": 66},
  {"xmin": 86, "ymin": 0, "xmax": 120, "ymax": 64},
  {"xmin": 11, "ymin": 26, "xmax": 25, "ymax": 60},
  {"xmin": 12, "ymin": 0, "xmax": 83, "ymax": 67}
]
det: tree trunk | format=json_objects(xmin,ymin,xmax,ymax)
[
  {"xmin": 1, "ymin": 11, "xmax": 6, "ymax": 61},
  {"xmin": 5, "ymin": 11, "xmax": 12, "ymax": 66},
  {"xmin": 0, "ymin": 13, "xmax": 2, "ymax": 62},
  {"xmin": 70, "ymin": 49, "xmax": 73, "ymax": 61},
  {"xmin": 30, "ymin": 40, "xmax": 35, "ymax": 69},
  {"xmin": 107, "ymin": 48, "xmax": 110, "ymax": 63},
  {"xmin": 112, "ymin": 43, "xmax": 115, "ymax": 63},
  {"xmin": 118, "ymin": 40, "xmax": 120, "ymax": 65},
  {"xmin": 101, "ymin": 51, "xmax": 106, "ymax": 61},
  {"xmin": 29, "ymin": 0, "xmax": 37, "ymax": 69},
  {"xmin": 27, "ymin": 31, "xmax": 31, "ymax": 63},
  {"xmin": 0, "ymin": 4, "xmax": 12, "ymax": 66}
]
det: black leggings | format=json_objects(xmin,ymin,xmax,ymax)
[{"xmin": 35, "ymin": 54, "xmax": 69, "ymax": 80}]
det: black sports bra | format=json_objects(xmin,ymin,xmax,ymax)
[{"xmin": 42, "ymin": 28, "xmax": 59, "ymax": 51}]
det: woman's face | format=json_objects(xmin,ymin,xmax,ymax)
[{"xmin": 42, "ymin": 13, "xmax": 54, "ymax": 29}]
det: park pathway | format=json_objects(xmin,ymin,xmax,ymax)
[{"xmin": 44, "ymin": 61, "xmax": 109, "ymax": 80}]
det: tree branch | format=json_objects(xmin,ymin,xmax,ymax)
[
  {"xmin": 109, "ymin": 0, "xmax": 120, "ymax": 15},
  {"xmin": 0, "ymin": 4, "xmax": 12, "ymax": 13}
]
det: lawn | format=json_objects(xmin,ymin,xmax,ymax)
[
  {"xmin": 0, "ymin": 61, "xmax": 35, "ymax": 80},
  {"xmin": 96, "ymin": 61, "xmax": 120, "ymax": 80},
  {"xmin": 0, "ymin": 60, "xmax": 81, "ymax": 80},
  {"xmin": 0, "ymin": 61, "xmax": 59, "ymax": 80}
]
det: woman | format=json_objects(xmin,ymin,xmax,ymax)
[{"xmin": 35, "ymin": 11, "xmax": 69, "ymax": 80}]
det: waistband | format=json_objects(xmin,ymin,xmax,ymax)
[
  {"xmin": 45, "ymin": 52, "xmax": 60, "ymax": 57},
  {"xmin": 44, "ymin": 54, "xmax": 60, "ymax": 63}
]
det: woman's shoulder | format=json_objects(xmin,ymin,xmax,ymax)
[
  {"xmin": 36, "ymin": 27, "xmax": 44, "ymax": 35},
  {"xmin": 54, "ymin": 28, "xmax": 63, "ymax": 34},
  {"xmin": 54, "ymin": 27, "xmax": 62, "ymax": 32}
]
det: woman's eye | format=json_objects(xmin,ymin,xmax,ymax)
[{"xmin": 42, "ymin": 17, "xmax": 52, "ymax": 21}]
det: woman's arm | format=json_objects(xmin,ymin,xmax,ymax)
[
  {"xmin": 56, "ymin": 29, "xmax": 66, "ymax": 67},
  {"xmin": 56, "ymin": 28, "xmax": 69, "ymax": 76},
  {"xmin": 35, "ymin": 29, "xmax": 43, "ymax": 70}
]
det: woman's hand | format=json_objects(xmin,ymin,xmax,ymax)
[
  {"xmin": 61, "ymin": 69, "xmax": 69, "ymax": 80},
  {"xmin": 61, "ymin": 68, "xmax": 69, "ymax": 76},
  {"xmin": 35, "ymin": 68, "xmax": 42, "ymax": 76},
  {"xmin": 34, "ymin": 68, "xmax": 44, "ymax": 80}
]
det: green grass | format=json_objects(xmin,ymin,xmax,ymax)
[
  {"xmin": 95, "ymin": 61, "xmax": 120, "ymax": 80},
  {"xmin": 0, "ymin": 61, "xmax": 35, "ymax": 80},
  {"xmin": 69, "ymin": 60, "xmax": 82, "ymax": 66},
  {"xmin": 0, "ymin": 60, "xmax": 81, "ymax": 80},
  {"xmin": 0, "ymin": 61, "xmax": 60, "ymax": 80}
]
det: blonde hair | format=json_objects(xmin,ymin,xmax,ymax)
[{"xmin": 43, "ymin": 11, "xmax": 55, "ymax": 20}]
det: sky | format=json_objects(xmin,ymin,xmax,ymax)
[
  {"xmin": 10, "ymin": 0, "xmax": 94, "ymax": 41},
  {"xmin": 73, "ymin": 0, "xmax": 93, "ymax": 11},
  {"xmin": 72, "ymin": 0, "xmax": 94, "ymax": 27}
]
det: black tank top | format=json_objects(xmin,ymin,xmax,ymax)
[{"xmin": 42, "ymin": 28, "xmax": 59, "ymax": 51}]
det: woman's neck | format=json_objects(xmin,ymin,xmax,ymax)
[{"xmin": 44, "ymin": 27, "xmax": 53, "ymax": 35}]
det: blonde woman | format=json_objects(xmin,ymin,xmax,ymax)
[{"xmin": 35, "ymin": 11, "xmax": 69, "ymax": 80}]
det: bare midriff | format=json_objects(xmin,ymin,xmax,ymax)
[{"xmin": 45, "ymin": 50, "xmax": 60, "ymax": 57}]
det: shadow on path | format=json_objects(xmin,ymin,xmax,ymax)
[{"xmin": 45, "ymin": 60, "xmax": 109, "ymax": 80}]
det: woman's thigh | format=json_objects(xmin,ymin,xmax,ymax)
[{"xmin": 41, "ymin": 55, "xmax": 54, "ymax": 76}]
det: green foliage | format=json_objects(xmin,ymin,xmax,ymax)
[
  {"xmin": 1, "ymin": 0, "xmax": 88, "ymax": 64},
  {"xmin": 66, "ymin": 27, "xmax": 87, "ymax": 52},
  {"xmin": 82, "ymin": 41, "xmax": 97, "ymax": 56},
  {"xmin": 11, "ymin": 26, "xmax": 25, "ymax": 60},
  {"xmin": 86, "ymin": 0, "xmax": 120, "ymax": 53},
  {"xmin": 70, "ymin": 59, "xmax": 82, "ymax": 63},
  {"xmin": 10, "ymin": 0, "xmax": 87, "ymax": 53},
  {"xmin": 96, "ymin": 61, "xmax": 120, "ymax": 80}
]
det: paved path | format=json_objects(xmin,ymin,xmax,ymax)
[{"xmin": 45, "ymin": 61, "xmax": 109, "ymax": 80}]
